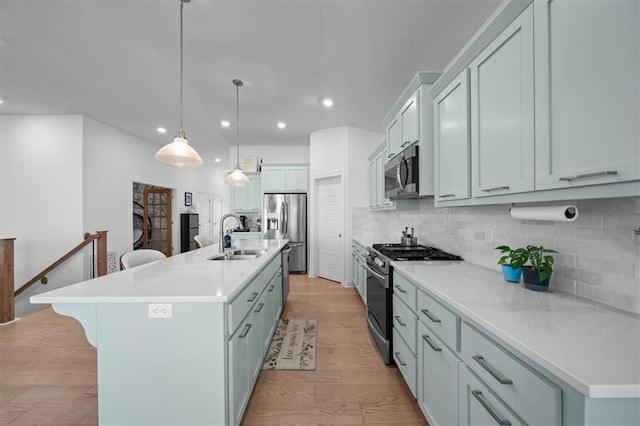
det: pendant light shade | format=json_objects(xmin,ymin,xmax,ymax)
[
  {"xmin": 225, "ymin": 79, "xmax": 249, "ymax": 186},
  {"xmin": 155, "ymin": 0, "xmax": 203, "ymax": 169}
]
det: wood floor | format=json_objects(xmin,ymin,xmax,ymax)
[{"xmin": 0, "ymin": 275, "xmax": 426, "ymax": 425}]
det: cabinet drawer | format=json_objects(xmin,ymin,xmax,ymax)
[
  {"xmin": 262, "ymin": 254, "xmax": 281, "ymax": 283},
  {"xmin": 461, "ymin": 322, "xmax": 561, "ymax": 425},
  {"xmin": 228, "ymin": 273, "xmax": 266, "ymax": 335},
  {"xmin": 393, "ymin": 328, "xmax": 417, "ymax": 398},
  {"xmin": 392, "ymin": 295, "xmax": 417, "ymax": 355},
  {"xmin": 392, "ymin": 271, "xmax": 417, "ymax": 311},
  {"xmin": 417, "ymin": 289, "xmax": 459, "ymax": 352}
]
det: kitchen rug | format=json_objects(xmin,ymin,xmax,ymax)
[{"xmin": 262, "ymin": 318, "xmax": 317, "ymax": 370}]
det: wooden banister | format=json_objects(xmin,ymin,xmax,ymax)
[
  {"xmin": 14, "ymin": 231, "xmax": 108, "ymax": 297},
  {"xmin": 1, "ymin": 238, "xmax": 16, "ymax": 324}
]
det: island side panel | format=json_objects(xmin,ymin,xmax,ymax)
[{"xmin": 96, "ymin": 302, "xmax": 227, "ymax": 425}]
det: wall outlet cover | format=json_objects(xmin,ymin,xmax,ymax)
[{"xmin": 148, "ymin": 303, "xmax": 173, "ymax": 319}]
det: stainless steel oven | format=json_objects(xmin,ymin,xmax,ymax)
[{"xmin": 366, "ymin": 243, "xmax": 462, "ymax": 365}]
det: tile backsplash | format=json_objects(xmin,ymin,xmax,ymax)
[{"xmin": 352, "ymin": 197, "xmax": 640, "ymax": 314}]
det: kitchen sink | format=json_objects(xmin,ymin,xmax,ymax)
[{"xmin": 208, "ymin": 248, "xmax": 267, "ymax": 261}]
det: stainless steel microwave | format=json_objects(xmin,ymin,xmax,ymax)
[{"xmin": 384, "ymin": 143, "xmax": 419, "ymax": 199}]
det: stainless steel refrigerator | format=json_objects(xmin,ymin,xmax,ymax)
[{"xmin": 264, "ymin": 193, "xmax": 307, "ymax": 273}]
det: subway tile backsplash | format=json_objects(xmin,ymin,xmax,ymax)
[{"xmin": 352, "ymin": 197, "xmax": 640, "ymax": 314}]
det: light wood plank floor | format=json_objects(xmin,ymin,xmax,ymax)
[{"xmin": 0, "ymin": 275, "xmax": 426, "ymax": 425}]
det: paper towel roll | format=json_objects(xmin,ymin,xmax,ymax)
[{"xmin": 509, "ymin": 205, "xmax": 578, "ymax": 222}]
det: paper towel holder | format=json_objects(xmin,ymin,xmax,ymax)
[{"xmin": 508, "ymin": 203, "xmax": 579, "ymax": 222}]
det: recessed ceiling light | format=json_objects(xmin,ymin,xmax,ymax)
[
  {"xmin": 0, "ymin": 99, "xmax": 4, "ymax": 105},
  {"xmin": 277, "ymin": 122, "xmax": 286, "ymax": 129},
  {"xmin": 322, "ymin": 98, "xmax": 333, "ymax": 107},
  {"xmin": 221, "ymin": 120, "xmax": 230, "ymax": 128},
  {"xmin": 214, "ymin": 158, "xmax": 221, "ymax": 163},
  {"xmin": 157, "ymin": 127, "xmax": 167, "ymax": 134}
]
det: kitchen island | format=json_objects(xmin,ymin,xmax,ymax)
[{"xmin": 31, "ymin": 238, "xmax": 288, "ymax": 426}]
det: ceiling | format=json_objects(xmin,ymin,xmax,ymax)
[{"xmin": 0, "ymin": 0, "xmax": 502, "ymax": 167}]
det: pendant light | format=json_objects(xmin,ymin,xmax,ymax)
[
  {"xmin": 155, "ymin": 0, "xmax": 203, "ymax": 169},
  {"xmin": 225, "ymin": 79, "xmax": 250, "ymax": 186}
]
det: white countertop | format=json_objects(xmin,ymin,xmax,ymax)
[
  {"xmin": 31, "ymin": 239, "xmax": 288, "ymax": 304},
  {"xmin": 392, "ymin": 260, "xmax": 640, "ymax": 399}
]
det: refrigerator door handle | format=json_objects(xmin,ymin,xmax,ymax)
[{"xmin": 283, "ymin": 201, "xmax": 289, "ymax": 235}]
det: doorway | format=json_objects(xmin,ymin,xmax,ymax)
[
  {"xmin": 197, "ymin": 192, "xmax": 212, "ymax": 240},
  {"xmin": 316, "ymin": 174, "xmax": 345, "ymax": 283},
  {"xmin": 212, "ymin": 195, "xmax": 223, "ymax": 244},
  {"xmin": 132, "ymin": 182, "xmax": 173, "ymax": 256}
]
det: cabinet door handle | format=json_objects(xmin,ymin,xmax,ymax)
[
  {"xmin": 481, "ymin": 186, "xmax": 509, "ymax": 192},
  {"xmin": 401, "ymin": 140, "xmax": 412, "ymax": 147},
  {"xmin": 422, "ymin": 334, "xmax": 442, "ymax": 352},
  {"xmin": 247, "ymin": 292, "xmax": 259, "ymax": 302},
  {"xmin": 394, "ymin": 285, "xmax": 407, "ymax": 294},
  {"xmin": 387, "ymin": 152, "xmax": 396, "ymax": 159},
  {"xmin": 559, "ymin": 170, "xmax": 617, "ymax": 181},
  {"xmin": 254, "ymin": 302, "xmax": 264, "ymax": 313},
  {"xmin": 471, "ymin": 390, "xmax": 511, "ymax": 426},
  {"xmin": 472, "ymin": 355, "xmax": 513, "ymax": 385},
  {"xmin": 438, "ymin": 194, "xmax": 456, "ymax": 198},
  {"xmin": 268, "ymin": 285, "xmax": 275, "ymax": 292},
  {"xmin": 421, "ymin": 309, "xmax": 441, "ymax": 323},
  {"xmin": 394, "ymin": 352, "xmax": 407, "ymax": 366},
  {"xmin": 239, "ymin": 323, "xmax": 252, "ymax": 338},
  {"xmin": 394, "ymin": 315, "xmax": 407, "ymax": 327}
]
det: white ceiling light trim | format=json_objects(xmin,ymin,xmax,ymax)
[
  {"xmin": 277, "ymin": 122, "xmax": 286, "ymax": 129},
  {"xmin": 322, "ymin": 98, "xmax": 333, "ymax": 107},
  {"xmin": 220, "ymin": 120, "xmax": 230, "ymax": 127},
  {"xmin": 155, "ymin": 0, "xmax": 203, "ymax": 169},
  {"xmin": 157, "ymin": 127, "xmax": 167, "ymax": 134},
  {"xmin": 225, "ymin": 79, "xmax": 249, "ymax": 187}
]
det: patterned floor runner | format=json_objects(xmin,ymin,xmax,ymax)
[{"xmin": 262, "ymin": 318, "xmax": 317, "ymax": 370}]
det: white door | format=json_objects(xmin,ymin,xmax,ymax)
[
  {"xmin": 317, "ymin": 175, "xmax": 344, "ymax": 283},
  {"xmin": 212, "ymin": 195, "xmax": 223, "ymax": 244},
  {"xmin": 197, "ymin": 192, "xmax": 211, "ymax": 239}
]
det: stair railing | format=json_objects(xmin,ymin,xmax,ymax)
[{"xmin": 0, "ymin": 231, "xmax": 108, "ymax": 324}]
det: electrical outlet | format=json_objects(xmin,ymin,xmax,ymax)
[
  {"xmin": 484, "ymin": 227, "xmax": 494, "ymax": 244},
  {"xmin": 148, "ymin": 303, "xmax": 173, "ymax": 319}
]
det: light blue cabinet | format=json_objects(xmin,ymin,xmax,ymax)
[
  {"xmin": 419, "ymin": 321, "xmax": 460, "ymax": 426},
  {"xmin": 262, "ymin": 164, "xmax": 309, "ymax": 192},
  {"xmin": 470, "ymin": 4, "xmax": 535, "ymax": 198},
  {"xmin": 227, "ymin": 314, "xmax": 252, "ymax": 426},
  {"xmin": 368, "ymin": 144, "xmax": 395, "ymax": 210},
  {"xmin": 351, "ymin": 240, "xmax": 366, "ymax": 304},
  {"xmin": 434, "ymin": 70, "xmax": 471, "ymax": 204},
  {"xmin": 533, "ymin": 0, "xmax": 640, "ymax": 190},
  {"xmin": 386, "ymin": 117, "xmax": 402, "ymax": 160},
  {"xmin": 400, "ymin": 91, "xmax": 419, "ymax": 149},
  {"xmin": 231, "ymin": 172, "xmax": 261, "ymax": 212}
]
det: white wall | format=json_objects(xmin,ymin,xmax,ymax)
[
  {"xmin": 227, "ymin": 144, "xmax": 310, "ymax": 169},
  {"xmin": 0, "ymin": 115, "xmax": 85, "ymax": 315},
  {"xmin": 0, "ymin": 114, "xmax": 227, "ymax": 316},
  {"xmin": 308, "ymin": 126, "xmax": 383, "ymax": 283}
]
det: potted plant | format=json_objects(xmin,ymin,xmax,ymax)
[
  {"xmin": 522, "ymin": 245, "xmax": 557, "ymax": 291},
  {"xmin": 495, "ymin": 245, "xmax": 528, "ymax": 283}
]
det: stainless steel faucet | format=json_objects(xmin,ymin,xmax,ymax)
[{"xmin": 219, "ymin": 213, "xmax": 241, "ymax": 253}]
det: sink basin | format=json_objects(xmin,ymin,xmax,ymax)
[{"xmin": 208, "ymin": 248, "xmax": 267, "ymax": 261}]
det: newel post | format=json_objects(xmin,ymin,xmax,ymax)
[
  {"xmin": 0, "ymin": 238, "xmax": 16, "ymax": 324},
  {"xmin": 96, "ymin": 231, "xmax": 108, "ymax": 277}
]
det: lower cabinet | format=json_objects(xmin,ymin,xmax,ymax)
[
  {"xmin": 227, "ymin": 255, "xmax": 283, "ymax": 425},
  {"xmin": 418, "ymin": 321, "xmax": 460, "ymax": 426},
  {"xmin": 352, "ymin": 241, "xmax": 367, "ymax": 303},
  {"xmin": 459, "ymin": 365, "xmax": 525, "ymax": 426}
]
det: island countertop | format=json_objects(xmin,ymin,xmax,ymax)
[
  {"xmin": 392, "ymin": 260, "xmax": 640, "ymax": 399},
  {"xmin": 30, "ymin": 239, "xmax": 288, "ymax": 304}
]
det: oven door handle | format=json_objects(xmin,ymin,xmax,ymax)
[{"xmin": 365, "ymin": 264, "xmax": 387, "ymax": 283}]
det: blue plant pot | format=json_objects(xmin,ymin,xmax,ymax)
[{"xmin": 501, "ymin": 264, "xmax": 522, "ymax": 283}]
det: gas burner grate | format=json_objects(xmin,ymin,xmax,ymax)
[{"xmin": 372, "ymin": 243, "xmax": 462, "ymax": 261}]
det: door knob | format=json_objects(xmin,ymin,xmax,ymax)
[{"xmin": 338, "ymin": 233, "xmax": 342, "ymax": 237}]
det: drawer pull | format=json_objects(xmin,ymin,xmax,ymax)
[
  {"xmin": 268, "ymin": 285, "xmax": 275, "ymax": 292},
  {"xmin": 481, "ymin": 186, "xmax": 509, "ymax": 192},
  {"xmin": 394, "ymin": 315, "xmax": 407, "ymax": 327},
  {"xmin": 239, "ymin": 323, "xmax": 252, "ymax": 338},
  {"xmin": 559, "ymin": 170, "xmax": 617, "ymax": 182},
  {"xmin": 422, "ymin": 334, "xmax": 442, "ymax": 352},
  {"xmin": 247, "ymin": 292, "xmax": 259, "ymax": 302},
  {"xmin": 394, "ymin": 352, "xmax": 407, "ymax": 366},
  {"xmin": 471, "ymin": 390, "xmax": 511, "ymax": 425},
  {"xmin": 421, "ymin": 309, "xmax": 441, "ymax": 323},
  {"xmin": 254, "ymin": 302, "xmax": 264, "ymax": 313},
  {"xmin": 401, "ymin": 140, "xmax": 412, "ymax": 147},
  {"xmin": 438, "ymin": 194, "xmax": 456, "ymax": 198},
  {"xmin": 472, "ymin": 355, "xmax": 513, "ymax": 385},
  {"xmin": 394, "ymin": 285, "xmax": 407, "ymax": 294},
  {"xmin": 387, "ymin": 152, "xmax": 396, "ymax": 159}
]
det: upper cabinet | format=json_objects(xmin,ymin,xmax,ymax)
[
  {"xmin": 383, "ymin": 72, "xmax": 441, "ymax": 197},
  {"xmin": 434, "ymin": 70, "xmax": 471, "ymax": 204},
  {"xmin": 231, "ymin": 172, "xmax": 262, "ymax": 213},
  {"xmin": 533, "ymin": 0, "xmax": 640, "ymax": 189},
  {"xmin": 470, "ymin": 5, "xmax": 535, "ymax": 198},
  {"xmin": 430, "ymin": 0, "xmax": 640, "ymax": 206},
  {"xmin": 262, "ymin": 164, "xmax": 309, "ymax": 193},
  {"xmin": 369, "ymin": 143, "xmax": 394, "ymax": 209}
]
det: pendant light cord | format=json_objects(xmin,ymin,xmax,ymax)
[
  {"xmin": 236, "ymin": 82, "xmax": 240, "ymax": 168},
  {"xmin": 179, "ymin": 0, "xmax": 184, "ymax": 135}
]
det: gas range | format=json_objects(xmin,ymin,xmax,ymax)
[{"xmin": 372, "ymin": 243, "xmax": 463, "ymax": 261}]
